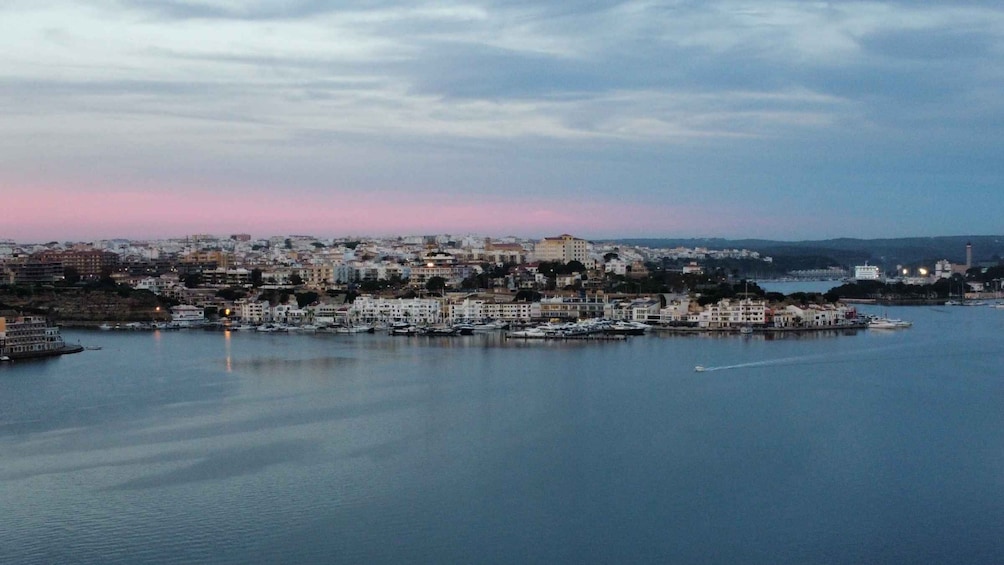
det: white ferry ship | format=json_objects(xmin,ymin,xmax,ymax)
[{"xmin": 0, "ymin": 314, "xmax": 81, "ymax": 360}]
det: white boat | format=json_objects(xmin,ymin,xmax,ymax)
[
  {"xmin": 694, "ymin": 366, "xmax": 706, "ymax": 372},
  {"xmin": 0, "ymin": 355, "xmax": 11, "ymax": 362},
  {"xmin": 508, "ymin": 328, "xmax": 547, "ymax": 339},
  {"xmin": 867, "ymin": 317, "xmax": 912, "ymax": 329}
]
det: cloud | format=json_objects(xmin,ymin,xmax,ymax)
[{"xmin": 2, "ymin": 1, "xmax": 1003, "ymax": 238}]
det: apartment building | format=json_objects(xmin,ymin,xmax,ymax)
[{"xmin": 534, "ymin": 234, "xmax": 589, "ymax": 264}]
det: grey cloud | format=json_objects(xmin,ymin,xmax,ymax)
[
  {"xmin": 859, "ymin": 27, "xmax": 996, "ymax": 61},
  {"xmin": 119, "ymin": 0, "xmax": 392, "ymax": 21}
]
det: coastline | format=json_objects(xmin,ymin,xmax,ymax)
[{"xmin": 649, "ymin": 323, "xmax": 868, "ymax": 334}]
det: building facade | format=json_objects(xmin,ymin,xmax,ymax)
[{"xmin": 534, "ymin": 234, "xmax": 589, "ymax": 264}]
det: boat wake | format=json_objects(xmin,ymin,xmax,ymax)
[{"xmin": 694, "ymin": 342, "xmax": 926, "ymax": 373}]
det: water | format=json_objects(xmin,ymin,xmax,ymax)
[
  {"xmin": 758, "ymin": 280, "xmax": 842, "ymax": 295},
  {"xmin": 2, "ymin": 308, "xmax": 1003, "ymax": 564}
]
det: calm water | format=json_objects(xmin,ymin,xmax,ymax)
[
  {"xmin": 2, "ymin": 306, "xmax": 1003, "ymax": 564},
  {"xmin": 758, "ymin": 280, "xmax": 842, "ymax": 295}
]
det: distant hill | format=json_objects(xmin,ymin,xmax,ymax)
[{"xmin": 610, "ymin": 236, "xmax": 1004, "ymax": 268}]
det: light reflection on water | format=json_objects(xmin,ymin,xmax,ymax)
[{"xmin": 1, "ymin": 307, "xmax": 1003, "ymax": 564}]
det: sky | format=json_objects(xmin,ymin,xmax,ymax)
[{"xmin": 2, "ymin": 1, "xmax": 1003, "ymax": 242}]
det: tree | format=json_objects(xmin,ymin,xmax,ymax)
[
  {"xmin": 216, "ymin": 287, "xmax": 246, "ymax": 301},
  {"xmin": 426, "ymin": 276, "xmax": 447, "ymax": 295},
  {"xmin": 251, "ymin": 268, "xmax": 263, "ymax": 287},
  {"xmin": 295, "ymin": 291, "xmax": 319, "ymax": 308},
  {"xmin": 63, "ymin": 266, "xmax": 80, "ymax": 285},
  {"xmin": 183, "ymin": 273, "xmax": 203, "ymax": 288},
  {"xmin": 289, "ymin": 273, "xmax": 304, "ymax": 286},
  {"xmin": 514, "ymin": 289, "xmax": 542, "ymax": 302}
]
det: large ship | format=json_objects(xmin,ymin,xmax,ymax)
[{"xmin": 0, "ymin": 314, "xmax": 82, "ymax": 360}]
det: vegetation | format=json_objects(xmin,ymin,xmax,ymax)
[{"xmin": 425, "ymin": 276, "xmax": 447, "ymax": 295}]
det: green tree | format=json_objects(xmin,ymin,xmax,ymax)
[
  {"xmin": 251, "ymin": 268, "xmax": 263, "ymax": 287},
  {"xmin": 289, "ymin": 273, "xmax": 304, "ymax": 286},
  {"xmin": 426, "ymin": 276, "xmax": 447, "ymax": 295},
  {"xmin": 63, "ymin": 266, "xmax": 81, "ymax": 285},
  {"xmin": 295, "ymin": 291, "xmax": 319, "ymax": 308},
  {"xmin": 183, "ymin": 273, "xmax": 203, "ymax": 288},
  {"xmin": 216, "ymin": 287, "xmax": 246, "ymax": 301}
]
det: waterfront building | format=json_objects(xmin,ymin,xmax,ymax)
[
  {"xmin": 311, "ymin": 303, "xmax": 351, "ymax": 326},
  {"xmin": 349, "ymin": 297, "xmax": 444, "ymax": 325},
  {"xmin": 236, "ymin": 299, "xmax": 268, "ymax": 324},
  {"xmin": 447, "ymin": 298, "xmax": 535, "ymax": 323},
  {"xmin": 170, "ymin": 305, "xmax": 207, "ymax": 327},
  {"xmin": 693, "ymin": 298, "xmax": 768, "ymax": 329},
  {"xmin": 604, "ymin": 298, "xmax": 661, "ymax": 322},
  {"xmin": 534, "ymin": 234, "xmax": 589, "ymax": 264},
  {"xmin": 0, "ymin": 315, "xmax": 66, "ymax": 358},
  {"xmin": 538, "ymin": 295, "xmax": 607, "ymax": 320},
  {"xmin": 655, "ymin": 298, "xmax": 695, "ymax": 324}
]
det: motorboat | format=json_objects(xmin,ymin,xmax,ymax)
[
  {"xmin": 867, "ymin": 317, "xmax": 912, "ymax": 329},
  {"xmin": 694, "ymin": 366, "xmax": 706, "ymax": 372}
]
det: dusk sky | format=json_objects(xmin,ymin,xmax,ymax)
[{"xmin": 3, "ymin": 1, "xmax": 1003, "ymax": 242}]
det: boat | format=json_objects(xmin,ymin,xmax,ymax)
[
  {"xmin": 867, "ymin": 317, "xmax": 912, "ymax": 329},
  {"xmin": 98, "ymin": 323, "xmax": 113, "ymax": 331},
  {"xmin": 424, "ymin": 326, "xmax": 458, "ymax": 337},
  {"xmin": 389, "ymin": 322, "xmax": 419, "ymax": 336},
  {"xmin": 739, "ymin": 325, "xmax": 754, "ymax": 335},
  {"xmin": 0, "ymin": 315, "xmax": 82, "ymax": 360},
  {"xmin": 603, "ymin": 321, "xmax": 650, "ymax": 336},
  {"xmin": 694, "ymin": 366, "xmax": 706, "ymax": 372},
  {"xmin": 84, "ymin": 345, "xmax": 102, "ymax": 351},
  {"xmin": 507, "ymin": 328, "xmax": 547, "ymax": 339},
  {"xmin": 0, "ymin": 355, "xmax": 11, "ymax": 363}
]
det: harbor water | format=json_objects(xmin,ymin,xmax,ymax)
[{"xmin": 2, "ymin": 305, "xmax": 1003, "ymax": 564}]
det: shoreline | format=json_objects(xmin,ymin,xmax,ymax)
[{"xmin": 649, "ymin": 324, "xmax": 868, "ymax": 334}]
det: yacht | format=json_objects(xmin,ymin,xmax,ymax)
[{"xmin": 867, "ymin": 317, "xmax": 912, "ymax": 329}]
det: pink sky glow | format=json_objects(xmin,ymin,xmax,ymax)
[{"xmin": 4, "ymin": 185, "xmax": 750, "ymax": 242}]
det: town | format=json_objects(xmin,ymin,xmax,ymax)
[{"xmin": 1, "ymin": 233, "xmax": 999, "ymax": 338}]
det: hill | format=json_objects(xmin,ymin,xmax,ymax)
[{"xmin": 612, "ymin": 235, "xmax": 1004, "ymax": 268}]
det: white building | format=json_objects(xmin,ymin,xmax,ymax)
[
  {"xmin": 693, "ymin": 298, "xmax": 768, "ymax": 329},
  {"xmin": 349, "ymin": 297, "xmax": 444, "ymax": 324},
  {"xmin": 170, "ymin": 305, "xmax": 206, "ymax": 327},
  {"xmin": 854, "ymin": 264, "xmax": 881, "ymax": 280},
  {"xmin": 236, "ymin": 299, "xmax": 268, "ymax": 324}
]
